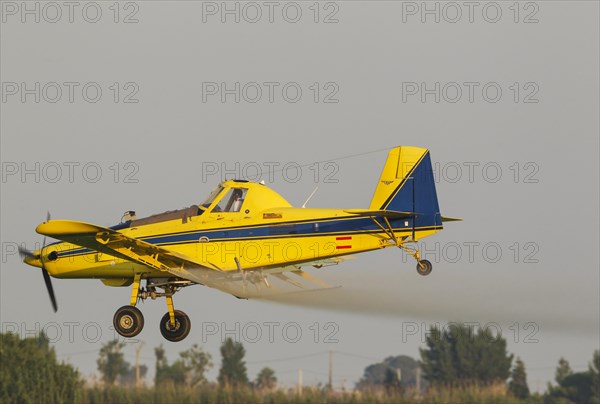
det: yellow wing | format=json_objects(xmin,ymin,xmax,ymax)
[
  {"xmin": 36, "ymin": 220, "xmax": 336, "ymax": 299},
  {"xmin": 36, "ymin": 219, "xmax": 221, "ymax": 278}
]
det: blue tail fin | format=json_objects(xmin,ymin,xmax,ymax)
[{"xmin": 370, "ymin": 146, "xmax": 442, "ymax": 229}]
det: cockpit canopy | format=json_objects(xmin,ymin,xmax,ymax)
[
  {"xmin": 200, "ymin": 180, "xmax": 292, "ymax": 215},
  {"xmin": 114, "ymin": 180, "xmax": 292, "ymax": 229}
]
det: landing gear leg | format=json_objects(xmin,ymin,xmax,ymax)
[
  {"xmin": 371, "ymin": 216, "xmax": 433, "ymax": 276},
  {"xmin": 113, "ymin": 273, "xmax": 145, "ymax": 338},
  {"xmin": 399, "ymin": 244, "xmax": 433, "ymax": 276},
  {"xmin": 159, "ymin": 287, "xmax": 191, "ymax": 342}
]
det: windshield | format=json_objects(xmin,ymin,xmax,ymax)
[
  {"xmin": 200, "ymin": 185, "xmax": 223, "ymax": 208},
  {"xmin": 212, "ymin": 188, "xmax": 247, "ymax": 213}
]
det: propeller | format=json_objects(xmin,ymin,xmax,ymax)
[
  {"xmin": 40, "ymin": 260, "xmax": 58, "ymax": 312},
  {"xmin": 19, "ymin": 212, "xmax": 58, "ymax": 312}
]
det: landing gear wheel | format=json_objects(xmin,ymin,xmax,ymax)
[
  {"xmin": 416, "ymin": 259, "xmax": 433, "ymax": 276},
  {"xmin": 159, "ymin": 310, "xmax": 191, "ymax": 342},
  {"xmin": 113, "ymin": 305, "xmax": 144, "ymax": 338}
]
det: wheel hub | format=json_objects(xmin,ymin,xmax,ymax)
[
  {"xmin": 120, "ymin": 314, "xmax": 134, "ymax": 329},
  {"xmin": 165, "ymin": 319, "xmax": 180, "ymax": 332}
]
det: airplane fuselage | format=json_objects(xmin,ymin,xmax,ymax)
[{"xmin": 35, "ymin": 207, "xmax": 442, "ymax": 284}]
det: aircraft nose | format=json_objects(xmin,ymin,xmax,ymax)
[{"xmin": 24, "ymin": 254, "xmax": 43, "ymax": 268}]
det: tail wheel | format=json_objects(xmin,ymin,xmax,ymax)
[
  {"xmin": 416, "ymin": 259, "xmax": 433, "ymax": 276},
  {"xmin": 159, "ymin": 310, "xmax": 191, "ymax": 342},
  {"xmin": 113, "ymin": 305, "xmax": 144, "ymax": 338}
]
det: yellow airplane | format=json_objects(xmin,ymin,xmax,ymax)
[{"xmin": 21, "ymin": 146, "xmax": 460, "ymax": 342}]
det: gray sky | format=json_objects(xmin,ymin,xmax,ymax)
[{"xmin": 1, "ymin": 0, "xmax": 599, "ymax": 391}]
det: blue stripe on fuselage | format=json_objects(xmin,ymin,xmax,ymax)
[{"xmin": 56, "ymin": 216, "xmax": 435, "ymax": 258}]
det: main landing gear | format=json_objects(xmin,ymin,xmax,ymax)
[
  {"xmin": 113, "ymin": 305, "xmax": 144, "ymax": 338},
  {"xmin": 112, "ymin": 274, "xmax": 193, "ymax": 342}
]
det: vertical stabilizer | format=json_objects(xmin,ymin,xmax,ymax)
[{"xmin": 370, "ymin": 146, "xmax": 441, "ymax": 228}]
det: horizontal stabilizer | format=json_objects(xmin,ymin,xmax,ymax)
[
  {"xmin": 442, "ymin": 216, "xmax": 463, "ymax": 222},
  {"xmin": 344, "ymin": 209, "xmax": 419, "ymax": 218}
]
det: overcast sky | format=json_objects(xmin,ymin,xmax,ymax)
[{"xmin": 1, "ymin": 0, "xmax": 598, "ymax": 391}]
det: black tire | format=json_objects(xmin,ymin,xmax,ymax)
[
  {"xmin": 416, "ymin": 259, "xmax": 433, "ymax": 276},
  {"xmin": 113, "ymin": 305, "xmax": 144, "ymax": 338},
  {"xmin": 159, "ymin": 310, "xmax": 191, "ymax": 342}
]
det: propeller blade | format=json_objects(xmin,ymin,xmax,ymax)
[
  {"xmin": 18, "ymin": 245, "xmax": 35, "ymax": 259},
  {"xmin": 41, "ymin": 267, "xmax": 58, "ymax": 312},
  {"xmin": 46, "ymin": 211, "xmax": 51, "ymax": 222},
  {"xmin": 40, "ymin": 223, "xmax": 57, "ymax": 312}
]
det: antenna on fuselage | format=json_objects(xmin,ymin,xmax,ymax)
[{"xmin": 301, "ymin": 186, "xmax": 319, "ymax": 208}]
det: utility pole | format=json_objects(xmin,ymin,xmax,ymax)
[
  {"xmin": 135, "ymin": 341, "xmax": 145, "ymax": 388},
  {"xmin": 297, "ymin": 368, "xmax": 303, "ymax": 396},
  {"xmin": 416, "ymin": 366, "xmax": 421, "ymax": 394},
  {"xmin": 328, "ymin": 350, "xmax": 333, "ymax": 390}
]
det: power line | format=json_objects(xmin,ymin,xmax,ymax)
[
  {"xmin": 57, "ymin": 349, "xmax": 98, "ymax": 357},
  {"xmin": 240, "ymin": 147, "xmax": 392, "ymax": 180},
  {"xmin": 333, "ymin": 350, "xmax": 382, "ymax": 362},
  {"xmin": 246, "ymin": 351, "xmax": 329, "ymax": 364},
  {"xmin": 245, "ymin": 349, "xmax": 384, "ymax": 365}
]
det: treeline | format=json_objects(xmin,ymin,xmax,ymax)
[
  {"xmin": 0, "ymin": 332, "xmax": 81, "ymax": 403},
  {"xmin": 1, "ymin": 323, "xmax": 599, "ymax": 403}
]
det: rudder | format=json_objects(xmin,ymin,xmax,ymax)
[{"xmin": 370, "ymin": 146, "xmax": 441, "ymax": 228}]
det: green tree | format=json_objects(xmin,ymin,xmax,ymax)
[
  {"xmin": 555, "ymin": 357, "xmax": 572, "ymax": 384},
  {"xmin": 590, "ymin": 350, "xmax": 600, "ymax": 402},
  {"xmin": 97, "ymin": 339, "xmax": 129, "ymax": 385},
  {"xmin": 383, "ymin": 367, "xmax": 402, "ymax": 394},
  {"xmin": 180, "ymin": 344, "xmax": 213, "ymax": 386},
  {"xmin": 154, "ymin": 344, "xmax": 212, "ymax": 387},
  {"xmin": 419, "ymin": 323, "xmax": 513, "ymax": 386},
  {"xmin": 154, "ymin": 344, "xmax": 168, "ymax": 385},
  {"xmin": 560, "ymin": 372, "xmax": 596, "ymax": 403},
  {"xmin": 357, "ymin": 355, "xmax": 420, "ymax": 391},
  {"xmin": 218, "ymin": 338, "xmax": 248, "ymax": 387},
  {"xmin": 0, "ymin": 331, "xmax": 81, "ymax": 403},
  {"xmin": 119, "ymin": 363, "xmax": 148, "ymax": 386},
  {"xmin": 545, "ymin": 352, "xmax": 599, "ymax": 404},
  {"xmin": 508, "ymin": 357, "xmax": 529, "ymax": 399},
  {"xmin": 255, "ymin": 367, "xmax": 277, "ymax": 390},
  {"xmin": 155, "ymin": 344, "xmax": 185, "ymax": 386}
]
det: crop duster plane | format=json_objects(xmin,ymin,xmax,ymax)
[{"xmin": 21, "ymin": 146, "xmax": 459, "ymax": 342}]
